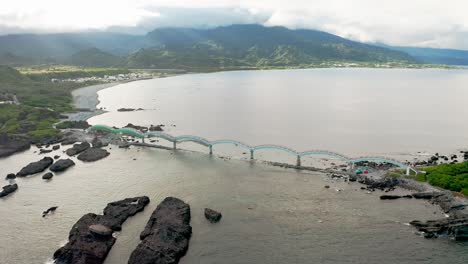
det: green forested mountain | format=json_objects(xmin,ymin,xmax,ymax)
[
  {"xmin": 127, "ymin": 25, "xmax": 416, "ymax": 69},
  {"xmin": 0, "ymin": 24, "xmax": 417, "ymax": 69},
  {"xmin": 68, "ymin": 48, "xmax": 123, "ymax": 67}
]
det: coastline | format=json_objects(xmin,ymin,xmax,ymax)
[{"xmin": 67, "ymin": 82, "xmax": 119, "ymax": 121}]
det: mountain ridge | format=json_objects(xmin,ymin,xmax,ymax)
[{"xmin": 0, "ymin": 24, "xmax": 441, "ymax": 69}]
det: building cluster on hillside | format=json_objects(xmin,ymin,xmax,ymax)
[{"xmin": 51, "ymin": 72, "xmax": 154, "ymax": 83}]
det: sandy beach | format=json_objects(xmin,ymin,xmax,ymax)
[{"xmin": 67, "ymin": 83, "xmax": 119, "ymax": 121}]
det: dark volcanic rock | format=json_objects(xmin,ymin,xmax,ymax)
[
  {"xmin": 50, "ymin": 159, "xmax": 75, "ymax": 172},
  {"xmin": 124, "ymin": 123, "xmax": 147, "ymax": 132},
  {"xmin": 204, "ymin": 208, "xmax": 222, "ymax": 223},
  {"xmin": 358, "ymin": 176, "xmax": 400, "ymax": 191},
  {"xmin": 52, "ymin": 145, "xmax": 60, "ymax": 150},
  {"xmin": 92, "ymin": 137, "xmax": 108, "ymax": 148},
  {"xmin": 380, "ymin": 195, "xmax": 402, "ymax": 200},
  {"xmin": 149, "ymin": 125, "xmax": 164, "ymax": 132},
  {"xmin": 128, "ymin": 197, "xmax": 192, "ymax": 264},
  {"xmin": 117, "ymin": 108, "xmax": 136, "ymax": 112},
  {"xmin": 77, "ymin": 148, "xmax": 110, "ymax": 162},
  {"xmin": 5, "ymin": 173, "xmax": 16, "ymax": 180},
  {"xmin": 17, "ymin": 157, "xmax": 53, "ymax": 177},
  {"xmin": 42, "ymin": 172, "xmax": 54, "ymax": 180},
  {"xmin": 61, "ymin": 137, "xmax": 78, "ymax": 146},
  {"xmin": 39, "ymin": 148, "xmax": 53, "ymax": 154},
  {"xmin": 0, "ymin": 134, "xmax": 30, "ymax": 158},
  {"xmin": 410, "ymin": 215, "xmax": 468, "ymax": 241},
  {"xmin": 43, "ymin": 206, "xmax": 58, "ymax": 217},
  {"xmin": 54, "ymin": 155, "xmax": 60, "ymax": 159},
  {"xmin": 0, "ymin": 183, "xmax": 18, "ymax": 198},
  {"xmin": 53, "ymin": 196, "xmax": 150, "ymax": 264},
  {"xmin": 66, "ymin": 142, "xmax": 90, "ymax": 156},
  {"xmin": 412, "ymin": 192, "xmax": 444, "ymax": 200}
]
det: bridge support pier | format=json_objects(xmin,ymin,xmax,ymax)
[
  {"xmin": 142, "ymin": 137, "xmax": 145, "ymax": 144},
  {"xmin": 173, "ymin": 141, "xmax": 176, "ymax": 150},
  {"xmin": 209, "ymin": 145, "xmax": 213, "ymax": 155},
  {"xmin": 250, "ymin": 149, "xmax": 254, "ymax": 160},
  {"xmin": 406, "ymin": 167, "xmax": 410, "ymax": 176},
  {"xmin": 296, "ymin": 155, "xmax": 301, "ymax": 167}
]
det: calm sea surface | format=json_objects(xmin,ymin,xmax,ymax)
[
  {"xmin": 90, "ymin": 68, "xmax": 468, "ymax": 158},
  {"xmin": 1, "ymin": 69, "xmax": 467, "ymax": 263}
]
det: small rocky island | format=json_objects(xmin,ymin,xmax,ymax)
[
  {"xmin": 128, "ymin": 197, "xmax": 192, "ymax": 264},
  {"xmin": 53, "ymin": 196, "xmax": 150, "ymax": 264}
]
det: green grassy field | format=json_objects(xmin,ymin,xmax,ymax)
[{"xmin": 417, "ymin": 162, "xmax": 468, "ymax": 195}]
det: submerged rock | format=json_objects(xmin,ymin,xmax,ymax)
[
  {"xmin": 65, "ymin": 142, "xmax": 90, "ymax": 156},
  {"xmin": 77, "ymin": 148, "xmax": 110, "ymax": 162},
  {"xmin": 0, "ymin": 183, "xmax": 18, "ymax": 198},
  {"xmin": 17, "ymin": 157, "xmax": 53, "ymax": 177},
  {"xmin": 50, "ymin": 159, "xmax": 75, "ymax": 172},
  {"xmin": 128, "ymin": 197, "xmax": 191, "ymax": 264},
  {"xmin": 204, "ymin": 208, "xmax": 222, "ymax": 223},
  {"xmin": 53, "ymin": 196, "xmax": 150, "ymax": 264}
]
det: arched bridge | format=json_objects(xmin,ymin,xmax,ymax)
[{"xmin": 89, "ymin": 125, "xmax": 415, "ymax": 175}]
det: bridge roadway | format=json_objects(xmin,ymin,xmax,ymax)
[{"xmin": 89, "ymin": 125, "xmax": 415, "ymax": 175}]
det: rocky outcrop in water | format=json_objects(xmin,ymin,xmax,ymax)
[
  {"xmin": 42, "ymin": 172, "xmax": 53, "ymax": 180},
  {"xmin": 50, "ymin": 159, "xmax": 75, "ymax": 172},
  {"xmin": 149, "ymin": 125, "xmax": 164, "ymax": 132},
  {"xmin": 43, "ymin": 206, "xmax": 58, "ymax": 217},
  {"xmin": 204, "ymin": 208, "xmax": 222, "ymax": 223},
  {"xmin": 5, "ymin": 173, "xmax": 16, "ymax": 180},
  {"xmin": 128, "ymin": 197, "xmax": 192, "ymax": 264},
  {"xmin": 380, "ymin": 195, "xmax": 413, "ymax": 200},
  {"xmin": 17, "ymin": 157, "xmax": 53, "ymax": 177},
  {"xmin": 66, "ymin": 142, "xmax": 90, "ymax": 156},
  {"xmin": 358, "ymin": 176, "xmax": 399, "ymax": 192},
  {"xmin": 0, "ymin": 183, "xmax": 18, "ymax": 198},
  {"xmin": 53, "ymin": 196, "xmax": 150, "ymax": 264},
  {"xmin": 410, "ymin": 215, "xmax": 468, "ymax": 240},
  {"xmin": 91, "ymin": 137, "xmax": 108, "ymax": 148},
  {"xmin": 124, "ymin": 123, "xmax": 147, "ymax": 132},
  {"xmin": 77, "ymin": 148, "xmax": 110, "ymax": 162}
]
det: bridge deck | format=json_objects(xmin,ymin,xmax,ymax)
[{"xmin": 89, "ymin": 125, "xmax": 409, "ymax": 169}]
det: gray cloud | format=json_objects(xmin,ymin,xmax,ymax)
[{"xmin": 1, "ymin": 0, "xmax": 468, "ymax": 50}]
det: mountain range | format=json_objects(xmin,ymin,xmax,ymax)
[{"xmin": 0, "ymin": 24, "xmax": 467, "ymax": 69}]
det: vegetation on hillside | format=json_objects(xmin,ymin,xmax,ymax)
[
  {"xmin": 417, "ymin": 162, "xmax": 468, "ymax": 195},
  {"xmin": 0, "ymin": 65, "xmax": 99, "ymax": 141},
  {"xmin": 0, "ymin": 25, "xmax": 422, "ymax": 69}
]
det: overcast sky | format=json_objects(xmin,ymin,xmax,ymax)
[{"xmin": 1, "ymin": 0, "xmax": 468, "ymax": 49}]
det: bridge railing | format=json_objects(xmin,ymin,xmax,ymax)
[{"xmin": 89, "ymin": 125, "xmax": 412, "ymax": 173}]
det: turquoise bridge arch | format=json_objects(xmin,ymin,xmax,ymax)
[{"xmin": 89, "ymin": 125, "xmax": 413, "ymax": 174}]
